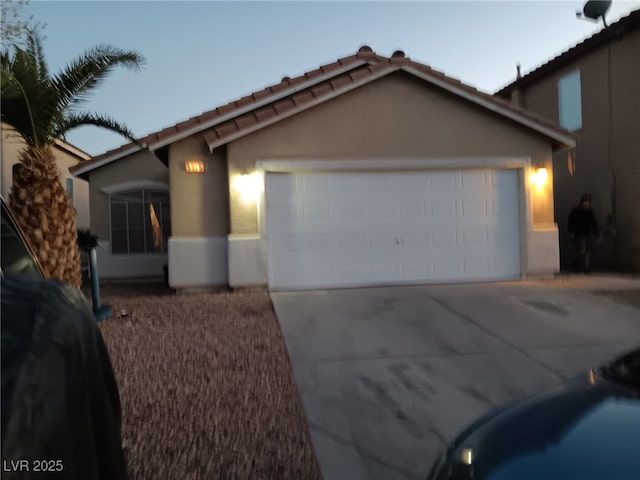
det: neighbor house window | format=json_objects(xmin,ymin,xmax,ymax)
[
  {"xmin": 109, "ymin": 190, "xmax": 170, "ymax": 254},
  {"xmin": 65, "ymin": 177, "xmax": 74, "ymax": 202},
  {"xmin": 558, "ymin": 69, "xmax": 582, "ymax": 131}
]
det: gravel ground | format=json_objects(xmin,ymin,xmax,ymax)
[
  {"xmin": 592, "ymin": 289, "xmax": 640, "ymax": 310},
  {"xmin": 94, "ymin": 283, "xmax": 322, "ymax": 480}
]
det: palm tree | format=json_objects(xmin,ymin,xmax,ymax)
[{"xmin": 1, "ymin": 29, "xmax": 144, "ymax": 287}]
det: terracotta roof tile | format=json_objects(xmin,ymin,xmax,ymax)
[
  {"xmin": 350, "ymin": 68, "xmax": 373, "ymax": 82},
  {"xmin": 270, "ymin": 82, "xmax": 288, "ymax": 94},
  {"xmin": 369, "ymin": 62, "xmax": 392, "ymax": 74},
  {"xmin": 255, "ymin": 107, "xmax": 276, "ymax": 122},
  {"xmin": 215, "ymin": 122, "xmax": 238, "ymax": 139},
  {"xmin": 235, "ymin": 114, "xmax": 259, "ymax": 130},
  {"xmin": 330, "ymin": 76, "xmax": 352, "ymax": 90},
  {"xmin": 320, "ymin": 61, "xmax": 342, "ymax": 73},
  {"xmin": 311, "ymin": 83, "xmax": 332, "ymax": 98},
  {"xmin": 200, "ymin": 110, "xmax": 219, "ymax": 122},
  {"xmin": 236, "ymin": 95, "xmax": 254, "ymax": 107},
  {"xmin": 273, "ymin": 99, "xmax": 295, "ymax": 114},
  {"xmin": 176, "ymin": 118, "xmax": 198, "ymax": 130},
  {"xmin": 252, "ymin": 89, "xmax": 271, "ymax": 101},
  {"xmin": 289, "ymin": 76, "xmax": 307, "ymax": 87},
  {"xmin": 217, "ymin": 104, "xmax": 236, "ymax": 115},
  {"xmin": 202, "ymin": 130, "xmax": 219, "ymax": 145},
  {"xmin": 292, "ymin": 91, "xmax": 315, "ymax": 106},
  {"xmin": 304, "ymin": 68, "xmax": 324, "ymax": 79}
]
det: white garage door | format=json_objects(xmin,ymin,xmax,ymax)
[{"xmin": 267, "ymin": 169, "xmax": 520, "ymax": 290}]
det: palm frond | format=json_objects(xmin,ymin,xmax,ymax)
[
  {"xmin": 54, "ymin": 112, "xmax": 142, "ymax": 146},
  {"xmin": 24, "ymin": 28, "xmax": 48, "ymax": 83},
  {"xmin": 2, "ymin": 26, "xmax": 144, "ymax": 148},
  {"xmin": 53, "ymin": 46, "xmax": 144, "ymax": 111}
]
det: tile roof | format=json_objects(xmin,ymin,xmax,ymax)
[
  {"xmin": 496, "ymin": 9, "xmax": 640, "ymax": 96},
  {"xmin": 71, "ymin": 46, "xmax": 576, "ymax": 177}
]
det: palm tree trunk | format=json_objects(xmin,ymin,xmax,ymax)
[{"xmin": 9, "ymin": 146, "xmax": 82, "ymax": 287}]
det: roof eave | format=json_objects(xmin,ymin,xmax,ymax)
[
  {"xmin": 496, "ymin": 9, "xmax": 640, "ymax": 95},
  {"xmin": 70, "ymin": 145, "xmax": 145, "ymax": 178},
  {"xmin": 53, "ymin": 139, "xmax": 91, "ymax": 161}
]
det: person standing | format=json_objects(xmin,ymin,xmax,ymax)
[{"xmin": 568, "ymin": 194, "xmax": 600, "ymax": 272}]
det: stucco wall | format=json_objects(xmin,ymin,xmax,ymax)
[
  {"xmin": 508, "ymin": 29, "xmax": 640, "ymax": 269},
  {"xmin": 224, "ymin": 71, "xmax": 555, "ymax": 235},
  {"xmin": 87, "ymin": 150, "xmax": 169, "ymax": 239},
  {"xmin": 168, "ymin": 137, "xmax": 229, "ymax": 237},
  {"xmin": 1, "ymin": 123, "xmax": 90, "ymax": 228}
]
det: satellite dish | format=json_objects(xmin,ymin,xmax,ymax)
[{"xmin": 583, "ymin": 0, "xmax": 611, "ymax": 21}]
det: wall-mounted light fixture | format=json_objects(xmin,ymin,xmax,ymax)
[
  {"xmin": 531, "ymin": 167, "xmax": 548, "ymax": 189},
  {"xmin": 232, "ymin": 169, "xmax": 263, "ymax": 203},
  {"xmin": 184, "ymin": 160, "xmax": 205, "ymax": 173}
]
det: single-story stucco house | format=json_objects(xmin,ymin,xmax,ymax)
[{"xmin": 71, "ymin": 46, "xmax": 575, "ymax": 290}]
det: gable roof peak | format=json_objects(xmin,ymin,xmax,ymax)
[
  {"xmin": 72, "ymin": 46, "xmax": 576, "ymax": 178},
  {"xmin": 356, "ymin": 45, "xmax": 378, "ymax": 59}
]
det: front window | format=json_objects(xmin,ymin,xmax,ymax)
[
  {"xmin": 109, "ymin": 190, "xmax": 170, "ymax": 254},
  {"xmin": 558, "ymin": 69, "xmax": 582, "ymax": 131}
]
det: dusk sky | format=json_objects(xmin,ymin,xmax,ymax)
[{"xmin": 22, "ymin": 0, "xmax": 639, "ymax": 156}]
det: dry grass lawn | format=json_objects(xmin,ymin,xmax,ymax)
[{"xmin": 95, "ymin": 283, "xmax": 322, "ymax": 480}]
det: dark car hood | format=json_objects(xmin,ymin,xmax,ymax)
[{"xmin": 455, "ymin": 375, "xmax": 640, "ymax": 480}]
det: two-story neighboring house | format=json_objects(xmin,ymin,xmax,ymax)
[
  {"xmin": 496, "ymin": 9, "xmax": 639, "ymax": 272},
  {"xmin": 1, "ymin": 122, "xmax": 91, "ymax": 229}
]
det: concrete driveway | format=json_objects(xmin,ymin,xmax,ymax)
[{"xmin": 271, "ymin": 276, "xmax": 640, "ymax": 480}]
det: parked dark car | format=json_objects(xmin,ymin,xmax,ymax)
[
  {"xmin": 1, "ymin": 197, "xmax": 44, "ymax": 279},
  {"xmin": 427, "ymin": 348, "xmax": 640, "ymax": 480},
  {"xmin": 1, "ymin": 197, "xmax": 127, "ymax": 479}
]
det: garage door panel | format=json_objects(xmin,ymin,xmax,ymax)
[
  {"xmin": 371, "ymin": 263, "xmax": 397, "ymax": 282},
  {"xmin": 433, "ymin": 259, "xmax": 460, "ymax": 276},
  {"xmin": 460, "ymin": 170, "xmax": 489, "ymax": 189},
  {"xmin": 398, "ymin": 173, "xmax": 428, "ymax": 190},
  {"xmin": 369, "ymin": 232, "xmax": 397, "ymax": 250},
  {"xmin": 462, "ymin": 257, "xmax": 491, "ymax": 275},
  {"xmin": 432, "ymin": 201, "xmax": 458, "ymax": 218},
  {"xmin": 429, "ymin": 171, "xmax": 459, "ymax": 190},
  {"xmin": 334, "ymin": 265, "xmax": 367, "ymax": 283},
  {"xmin": 493, "ymin": 200, "xmax": 518, "ymax": 217},
  {"xmin": 330, "ymin": 174, "xmax": 365, "ymax": 193},
  {"xmin": 367, "ymin": 204, "xmax": 397, "ymax": 220},
  {"xmin": 267, "ymin": 169, "xmax": 519, "ymax": 289},
  {"xmin": 335, "ymin": 205, "xmax": 364, "ymax": 222},
  {"xmin": 398, "ymin": 202, "xmax": 427, "ymax": 221},
  {"xmin": 338, "ymin": 233, "xmax": 367, "ymax": 251},
  {"xmin": 302, "ymin": 175, "xmax": 330, "ymax": 194},
  {"xmin": 461, "ymin": 200, "xmax": 489, "ymax": 218},
  {"xmin": 399, "ymin": 232, "xmax": 427, "ymax": 249},
  {"xmin": 462, "ymin": 228, "xmax": 489, "ymax": 247},
  {"xmin": 432, "ymin": 229, "xmax": 459, "ymax": 248},
  {"xmin": 399, "ymin": 260, "xmax": 430, "ymax": 281},
  {"xmin": 301, "ymin": 205, "xmax": 330, "ymax": 223},
  {"xmin": 268, "ymin": 174, "xmax": 299, "ymax": 203}
]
